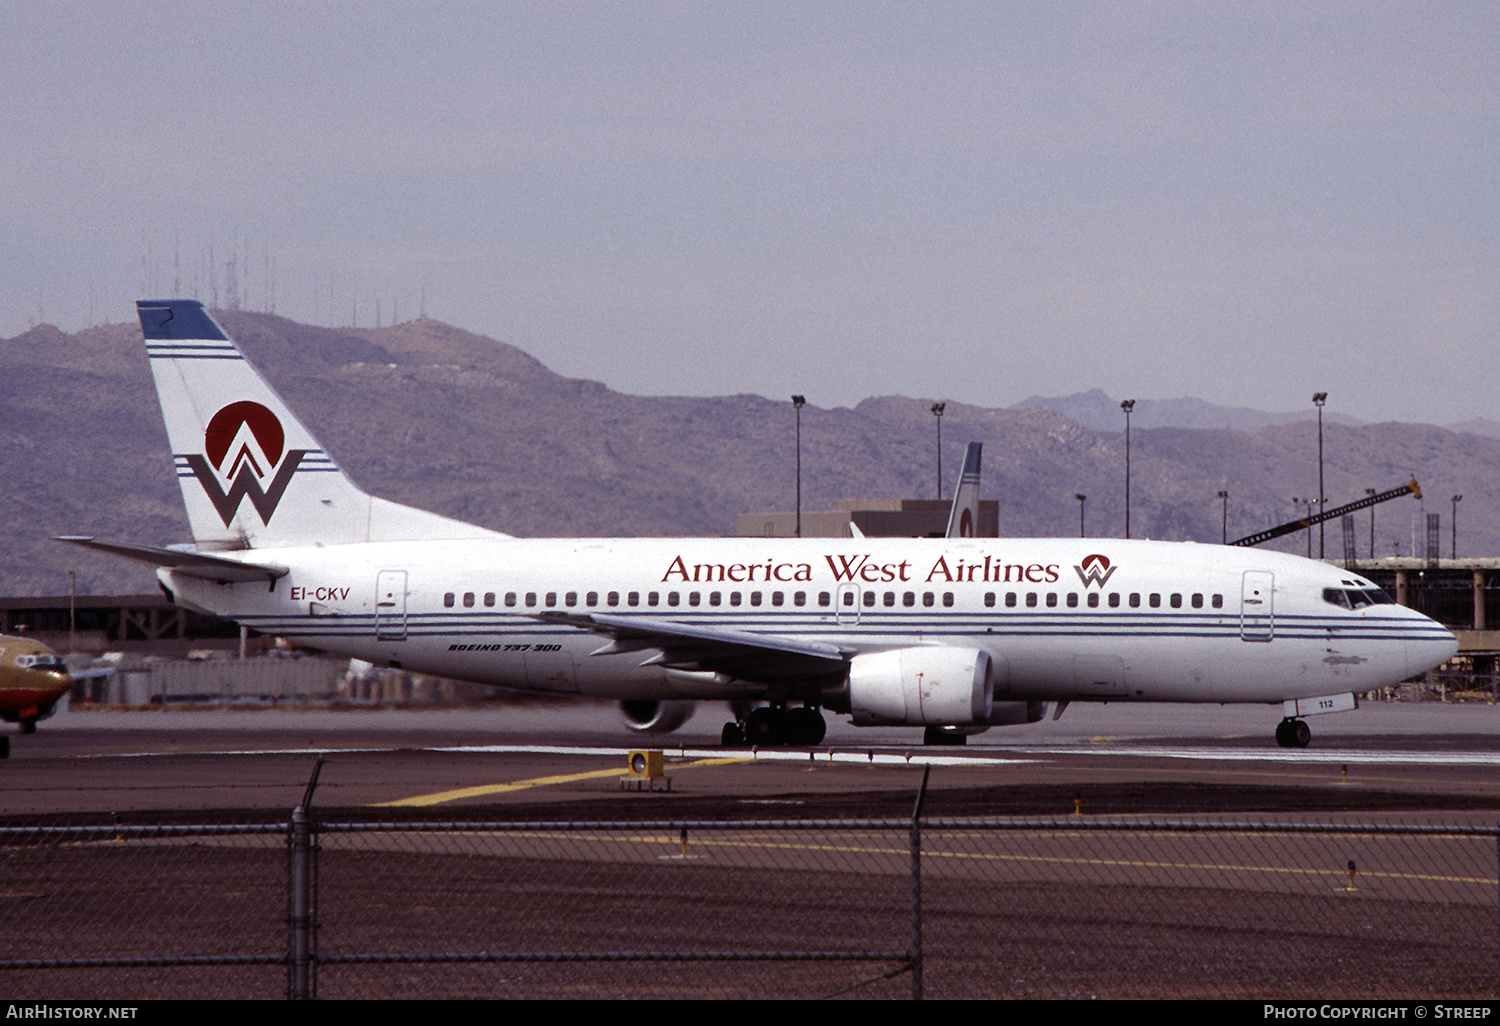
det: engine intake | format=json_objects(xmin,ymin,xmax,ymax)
[{"xmin": 618, "ymin": 699, "xmax": 695, "ymax": 734}]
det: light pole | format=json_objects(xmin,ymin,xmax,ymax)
[
  {"xmin": 1452, "ymin": 494, "xmax": 1462, "ymax": 559},
  {"xmin": 1293, "ymin": 496, "xmax": 1313, "ymax": 557},
  {"xmin": 1217, "ymin": 490, "xmax": 1228, "ymax": 544},
  {"xmin": 1120, "ymin": 399, "xmax": 1135, "ymax": 539},
  {"xmin": 1075, "ymin": 494, "xmax": 1086, "ymax": 538},
  {"xmin": 1365, "ymin": 488, "xmax": 1377, "ymax": 560},
  {"xmin": 791, "ymin": 395, "xmax": 806, "ymax": 538},
  {"xmin": 931, "ymin": 402, "xmax": 946, "ymax": 499},
  {"xmin": 1313, "ymin": 392, "xmax": 1327, "ymax": 558}
]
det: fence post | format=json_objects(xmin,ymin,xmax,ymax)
[
  {"xmin": 289, "ymin": 804, "xmax": 313, "ymax": 999},
  {"xmin": 909, "ymin": 765, "xmax": 931, "ymax": 1000},
  {"xmin": 288, "ymin": 756, "xmax": 324, "ymax": 1000}
]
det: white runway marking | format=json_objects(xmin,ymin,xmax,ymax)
[{"xmin": 88, "ymin": 740, "xmax": 1500, "ymax": 768}]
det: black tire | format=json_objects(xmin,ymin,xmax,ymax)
[
  {"xmin": 720, "ymin": 721, "xmax": 745, "ymax": 746},
  {"xmin": 785, "ymin": 707, "xmax": 826, "ymax": 746},
  {"xmin": 1290, "ymin": 719, "xmax": 1311, "ymax": 748},
  {"xmin": 744, "ymin": 707, "xmax": 782, "ymax": 747}
]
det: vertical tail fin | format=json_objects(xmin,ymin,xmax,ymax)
[
  {"xmin": 139, "ymin": 299, "xmax": 503, "ymax": 549},
  {"xmin": 944, "ymin": 442, "xmax": 982, "ymax": 539}
]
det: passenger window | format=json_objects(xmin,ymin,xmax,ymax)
[
  {"xmin": 586, "ymin": 591, "xmax": 598, "ymax": 606},
  {"xmin": 1129, "ymin": 593, "xmax": 1141, "ymax": 608},
  {"xmin": 751, "ymin": 592, "xmax": 763, "ymax": 607},
  {"xmin": 607, "ymin": 591, "xmax": 619, "ymax": 606},
  {"xmin": 923, "ymin": 592, "xmax": 935, "ymax": 608},
  {"xmin": 526, "ymin": 592, "xmax": 537, "ymax": 607},
  {"xmin": 463, "ymin": 592, "xmax": 475, "ymax": 607},
  {"xmin": 862, "ymin": 591, "xmax": 875, "ymax": 607},
  {"xmin": 1046, "ymin": 593, "xmax": 1058, "ymax": 607},
  {"xmin": 772, "ymin": 592, "xmax": 784, "ymax": 606},
  {"xmin": 943, "ymin": 593, "xmax": 954, "ymax": 607},
  {"xmin": 1149, "ymin": 593, "xmax": 1161, "ymax": 608},
  {"xmin": 1170, "ymin": 593, "xmax": 1182, "ymax": 609},
  {"xmin": 565, "ymin": 591, "xmax": 577, "ymax": 607},
  {"xmin": 666, "ymin": 592, "xmax": 679, "ymax": 606},
  {"xmin": 444, "ymin": 592, "xmax": 455, "ymax": 608},
  {"xmin": 731, "ymin": 592, "xmax": 743, "ymax": 606},
  {"xmin": 709, "ymin": 592, "xmax": 721, "ymax": 606},
  {"xmin": 794, "ymin": 592, "xmax": 806, "ymax": 606},
  {"xmin": 688, "ymin": 592, "xmax": 700, "ymax": 606},
  {"xmin": 1006, "ymin": 592, "xmax": 1017, "ymax": 607},
  {"xmin": 842, "ymin": 591, "xmax": 854, "ymax": 607},
  {"xmin": 1108, "ymin": 593, "xmax": 1120, "ymax": 608},
  {"xmin": 627, "ymin": 591, "xmax": 639, "ymax": 607},
  {"xmin": 1191, "ymin": 593, "xmax": 1203, "ymax": 609},
  {"xmin": 648, "ymin": 592, "xmax": 659, "ymax": 607},
  {"xmin": 505, "ymin": 592, "xmax": 517, "ymax": 607},
  {"xmin": 1026, "ymin": 593, "xmax": 1038, "ymax": 608},
  {"xmin": 484, "ymin": 592, "xmax": 495, "ymax": 607},
  {"xmin": 1211, "ymin": 594, "xmax": 1223, "ymax": 609},
  {"xmin": 1087, "ymin": 593, "xmax": 1099, "ymax": 608},
  {"xmin": 883, "ymin": 592, "xmax": 895, "ymax": 607},
  {"xmin": 819, "ymin": 592, "xmax": 831, "ymax": 607},
  {"xmin": 1066, "ymin": 593, "xmax": 1078, "ymax": 608},
  {"xmin": 545, "ymin": 592, "xmax": 557, "ymax": 607},
  {"xmin": 983, "ymin": 592, "xmax": 995, "ymax": 608}
]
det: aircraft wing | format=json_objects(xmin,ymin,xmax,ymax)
[
  {"xmin": 55, "ymin": 537, "xmax": 289, "ymax": 583},
  {"xmin": 536, "ymin": 611, "xmax": 849, "ymax": 682}
]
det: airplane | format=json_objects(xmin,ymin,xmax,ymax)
[
  {"xmin": 0, "ymin": 635, "xmax": 73, "ymax": 736},
  {"xmin": 61, "ymin": 299, "xmax": 1458, "ymax": 749}
]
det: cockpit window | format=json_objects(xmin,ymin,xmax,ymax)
[
  {"xmin": 1323, "ymin": 587, "xmax": 1394, "ymax": 609},
  {"xmin": 1322, "ymin": 588, "xmax": 1352, "ymax": 609}
]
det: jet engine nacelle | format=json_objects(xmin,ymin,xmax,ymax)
[
  {"xmin": 848, "ymin": 647, "xmax": 993, "ymax": 726},
  {"xmin": 618, "ymin": 699, "xmax": 695, "ymax": 734}
]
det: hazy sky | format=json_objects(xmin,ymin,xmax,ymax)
[{"xmin": 4, "ymin": 2, "xmax": 1497, "ymax": 423}]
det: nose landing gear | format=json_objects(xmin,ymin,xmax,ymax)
[{"xmin": 1274, "ymin": 717, "xmax": 1311, "ymax": 748}]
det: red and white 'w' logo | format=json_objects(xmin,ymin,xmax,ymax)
[
  {"xmin": 1073, "ymin": 553, "xmax": 1118, "ymax": 589},
  {"xmin": 185, "ymin": 401, "xmax": 306, "ymax": 526}
]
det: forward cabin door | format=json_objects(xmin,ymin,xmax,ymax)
[
  {"xmin": 1240, "ymin": 571, "xmax": 1274, "ymax": 642},
  {"xmin": 375, "ymin": 570, "xmax": 408, "ymax": 641}
]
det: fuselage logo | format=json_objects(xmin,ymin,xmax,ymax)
[
  {"xmin": 185, "ymin": 401, "xmax": 306, "ymax": 526},
  {"xmin": 1074, "ymin": 553, "xmax": 1118, "ymax": 589}
]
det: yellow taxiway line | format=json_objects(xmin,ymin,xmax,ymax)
[{"xmin": 374, "ymin": 756, "xmax": 751, "ymax": 807}]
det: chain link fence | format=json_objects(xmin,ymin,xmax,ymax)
[{"xmin": 2, "ymin": 809, "xmax": 1495, "ymax": 999}]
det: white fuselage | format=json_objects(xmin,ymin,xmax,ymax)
[{"xmin": 162, "ymin": 535, "xmax": 1457, "ymax": 716}]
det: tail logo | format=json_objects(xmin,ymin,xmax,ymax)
[
  {"xmin": 184, "ymin": 401, "xmax": 307, "ymax": 527},
  {"xmin": 1073, "ymin": 553, "xmax": 1118, "ymax": 589}
]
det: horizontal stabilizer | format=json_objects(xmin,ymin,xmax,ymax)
[{"xmin": 55, "ymin": 536, "xmax": 288, "ymax": 583}]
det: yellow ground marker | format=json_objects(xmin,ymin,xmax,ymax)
[{"xmin": 375, "ymin": 756, "xmax": 750, "ymax": 808}]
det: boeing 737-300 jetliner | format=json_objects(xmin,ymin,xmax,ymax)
[{"xmin": 62, "ymin": 300, "xmax": 1457, "ymax": 748}]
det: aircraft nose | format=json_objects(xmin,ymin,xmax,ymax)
[{"xmin": 1407, "ymin": 623, "xmax": 1459, "ymax": 678}]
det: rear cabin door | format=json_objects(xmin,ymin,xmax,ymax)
[{"xmin": 375, "ymin": 570, "xmax": 408, "ymax": 641}]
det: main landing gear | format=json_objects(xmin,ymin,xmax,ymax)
[
  {"xmin": 1274, "ymin": 717, "xmax": 1311, "ymax": 749},
  {"xmin": 722, "ymin": 705, "xmax": 827, "ymax": 747}
]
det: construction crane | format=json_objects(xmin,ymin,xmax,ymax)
[{"xmin": 1230, "ymin": 480, "xmax": 1421, "ymax": 548}]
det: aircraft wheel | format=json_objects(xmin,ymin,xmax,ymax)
[
  {"xmin": 0, "ymin": 736, "xmax": 9, "ymax": 759},
  {"xmin": 1275, "ymin": 718, "xmax": 1311, "ymax": 748},
  {"xmin": 744, "ymin": 707, "xmax": 783, "ymax": 747},
  {"xmin": 923, "ymin": 726, "xmax": 967, "ymax": 746},
  {"xmin": 1289, "ymin": 719, "xmax": 1310, "ymax": 748},
  {"xmin": 19, "ymin": 720, "xmax": 36, "ymax": 736},
  {"xmin": 784, "ymin": 707, "xmax": 826, "ymax": 746},
  {"xmin": 721, "ymin": 721, "xmax": 745, "ymax": 746}
]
